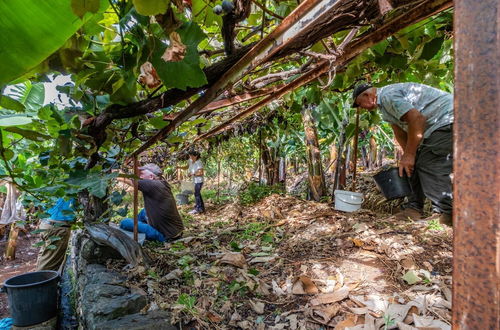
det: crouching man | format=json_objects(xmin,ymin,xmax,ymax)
[
  {"xmin": 118, "ymin": 163, "xmax": 183, "ymax": 242},
  {"xmin": 352, "ymin": 82, "xmax": 453, "ymax": 225}
]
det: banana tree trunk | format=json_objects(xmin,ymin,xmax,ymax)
[
  {"xmin": 328, "ymin": 141, "xmax": 338, "ymax": 174},
  {"xmin": 261, "ymin": 144, "xmax": 279, "ymax": 185},
  {"xmin": 279, "ymin": 157, "xmax": 286, "ymax": 185},
  {"xmin": 301, "ymin": 107, "xmax": 325, "ymax": 201}
]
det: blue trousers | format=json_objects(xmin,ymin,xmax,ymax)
[
  {"xmin": 119, "ymin": 209, "xmax": 165, "ymax": 242},
  {"xmin": 194, "ymin": 182, "xmax": 205, "ymax": 212}
]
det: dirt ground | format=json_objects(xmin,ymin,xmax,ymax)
[
  {"xmin": 0, "ymin": 177, "xmax": 453, "ymax": 329},
  {"xmin": 112, "ymin": 190, "xmax": 453, "ymax": 329},
  {"xmin": 0, "ymin": 229, "xmax": 39, "ymax": 318}
]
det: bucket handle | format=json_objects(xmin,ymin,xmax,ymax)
[
  {"xmin": 0, "ymin": 286, "xmax": 5, "ymax": 293},
  {"xmin": 337, "ymin": 195, "xmax": 365, "ymax": 205}
]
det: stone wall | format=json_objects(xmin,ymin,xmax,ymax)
[{"xmin": 65, "ymin": 230, "xmax": 175, "ymax": 330}]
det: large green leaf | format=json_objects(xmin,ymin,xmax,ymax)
[
  {"xmin": 0, "ymin": 0, "xmax": 102, "ymax": 85},
  {"xmin": 0, "ymin": 115, "xmax": 32, "ymax": 127},
  {"xmin": 133, "ymin": 0, "xmax": 170, "ymax": 16},
  {"xmin": 0, "ymin": 95, "xmax": 25, "ymax": 112},
  {"xmin": 4, "ymin": 127, "xmax": 50, "ymax": 141},
  {"xmin": 420, "ymin": 37, "xmax": 445, "ymax": 61},
  {"xmin": 71, "ymin": 0, "xmax": 100, "ymax": 18},
  {"xmin": 66, "ymin": 171, "xmax": 118, "ymax": 198},
  {"xmin": 152, "ymin": 22, "xmax": 208, "ymax": 91},
  {"xmin": 8, "ymin": 82, "xmax": 45, "ymax": 112}
]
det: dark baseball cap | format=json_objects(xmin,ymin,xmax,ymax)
[{"xmin": 352, "ymin": 83, "xmax": 373, "ymax": 107}]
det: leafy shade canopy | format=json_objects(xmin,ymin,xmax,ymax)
[
  {"xmin": 0, "ymin": 0, "xmax": 106, "ymax": 85},
  {"xmin": 0, "ymin": 0, "xmax": 454, "ymax": 221}
]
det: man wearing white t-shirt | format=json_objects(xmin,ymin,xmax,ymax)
[{"xmin": 187, "ymin": 151, "xmax": 205, "ymax": 214}]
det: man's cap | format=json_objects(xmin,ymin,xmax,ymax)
[
  {"xmin": 352, "ymin": 83, "xmax": 373, "ymax": 107},
  {"xmin": 139, "ymin": 163, "xmax": 163, "ymax": 176}
]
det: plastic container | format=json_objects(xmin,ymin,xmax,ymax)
[
  {"xmin": 372, "ymin": 167, "xmax": 412, "ymax": 200},
  {"xmin": 180, "ymin": 181, "xmax": 194, "ymax": 194},
  {"xmin": 176, "ymin": 193, "xmax": 190, "ymax": 205},
  {"xmin": 334, "ymin": 190, "xmax": 364, "ymax": 212},
  {"xmin": 3, "ymin": 270, "xmax": 60, "ymax": 327}
]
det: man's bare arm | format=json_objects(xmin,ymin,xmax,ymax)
[
  {"xmin": 399, "ymin": 109, "xmax": 426, "ymax": 177},
  {"xmin": 391, "ymin": 124, "xmax": 408, "ymax": 150},
  {"xmin": 117, "ymin": 176, "xmax": 134, "ymax": 186}
]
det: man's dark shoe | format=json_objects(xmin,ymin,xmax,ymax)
[{"xmin": 393, "ymin": 208, "xmax": 423, "ymax": 221}]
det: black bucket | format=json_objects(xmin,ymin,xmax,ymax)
[
  {"xmin": 176, "ymin": 193, "xmax": 190, "ymax": 205},
  {"xmin": 373, "ymin": 167, "xmax": 412, "ymax": 200},
  {"xmin": 3, "ymin": 270, "xmax": 60, "ymax": 327}
]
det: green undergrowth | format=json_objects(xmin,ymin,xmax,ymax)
[{"xmin": 238, "ymin": 183, "xmax": 284, "ymax": 205}]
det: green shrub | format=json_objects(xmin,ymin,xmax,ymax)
[{"xmin": 238, "ymin": 183, "xmax": 284, "ymax": 205}]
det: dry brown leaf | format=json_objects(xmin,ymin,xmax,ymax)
[
  {"xmin": 396, "ymin": 322, "xmax": 419, "ymax": 330},
  {"xmin": 249, "ymin": 300, "xmax": 265, "ymax": 314},
  {"xmin": 352, "ymin": 238, "xmax": 364, "ymax": 247},
  {"xmin": 249, "ymin": 255, "xmax": 276, "ymax": 264},
  {"xmin": 413, "ymin": 314, "xmax": 450, "ymax": 330},
  {"xmin": 312, "ymin": 303, "xmax": 340, "ymax": 324},
  {"xmin": 402, "ymin": 258, "xmax": 417, "ymax": 270},
  {"xmin": 292, "ymin": 276, "xmax": 319, "ymax": 295},
  {"xmin": 161, "ymin": 32, "xmax": 186, "ymax": 62},
  {"xmin": 310, "ymin": 286, "xmax": 350, "ymax": 306},
  {"xmin": 220, "ymin": 252, "xmax": 247, "ymax": 268},
  {"xmin": 206, "ymin": 311, "xmax": 223, "ymax": 323},
  {"xmin": 334, "ymin": 314, "xmax": 357, "ymax": 330},
  {"xmin": 287, "ymin": 314, "xmax": 298, "ymax": 330},
  {"xmin": 138, "ymin": 62, "xmax": 161, "ymax": 88}
]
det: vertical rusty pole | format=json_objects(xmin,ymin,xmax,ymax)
[
  {"xmin": 454, "ymin": 1, "xmax": 499, "ymax": 329},
  {"xmin": 133, "ymin": 156, "xmax": 139, "ymax": 242},
  {"xmin": 350, "ymin": 109, "xmax": 360, "ymax": 192}
]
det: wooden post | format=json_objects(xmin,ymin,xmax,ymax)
[
  {"xmin": 5, "ymin": 223, "xmax": 19, "ymax": 260},
  {"xmin": 350, "ymin": 109, "xmax": 360, "ymax": 192},
  {"xmin": 133, "ymin": 156, "xmax": 139, "ymax": 242},
  {"xmin": 217, "ymin": 141, "xmax": 221, "ymax": 202}
]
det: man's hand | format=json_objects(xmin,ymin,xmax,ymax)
[{"xmin": 399, "ymin": 152, "xmax": 416, "ymax": 177}]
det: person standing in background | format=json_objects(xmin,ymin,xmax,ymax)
[{"xmin": 187, "ymin": 151, "xmax": 205, "ymax": 214}]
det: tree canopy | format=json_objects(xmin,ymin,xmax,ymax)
[{"xmin": 0, "ymin": 0, "xmax": 453, "ymax": 219}]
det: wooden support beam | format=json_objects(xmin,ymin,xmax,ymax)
[
  {"xmin": 350, "ymin": 109, "xmax": 360, "ymax": 192},
  {"xmin": 163, "ymin": 86, "xmax": 283, "ymax": 121},
  {"xmin": 191, "ymin": 0, "xmax": 453, "ymax": 145},
  {"xmin": 133, "ymin": 156, "xmax": 138, "ymax": 242},
  {"xmin": 128, "ymin": 0, "xmax": 452, "ymax": 159},
  {"xmin": 128, "ymin": 0, "xmax": 338, "ymax": 158}
]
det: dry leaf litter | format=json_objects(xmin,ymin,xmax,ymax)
[{"xmin": 107, "ymin": 180, "xmax": 452, "ymax": 329}]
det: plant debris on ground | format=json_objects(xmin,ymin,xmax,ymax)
[{"xmin": 107, "ymin": 185, "xmax": 453, "ymax": 330}]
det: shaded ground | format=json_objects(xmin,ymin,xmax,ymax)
[
  {"xmin": 0, "ymin": 229, "xmax": 39, "ymax": 318},
  {"xmin": 109, "ymin": 191, "xmax": 453, "ymax": 329}
]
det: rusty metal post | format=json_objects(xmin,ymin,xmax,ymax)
[
  {"xmin": 453, "ymin": 1, "xmax": 500, "ymax": 329},
  {"xmin": 133, "ymin": 156, "xmax": 139, "ymax": 242}
]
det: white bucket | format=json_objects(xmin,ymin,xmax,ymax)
[
  {"xmin": 334, "ymin": 190, "xmax": 364, "ymax": 212},
  {"xmin": 180, "ymin": 181, "xmax": 194, "ymax": 194}
]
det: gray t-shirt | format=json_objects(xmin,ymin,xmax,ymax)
[
  {"xmin": 138, "ymin": 179, "xmax": 184, "ymax": 239},
  {"xmin": 377, "ymin": 83, "xmax": 453, "ymax": 138}
]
